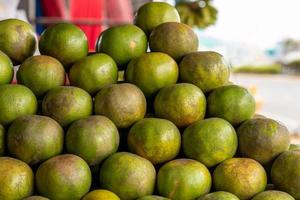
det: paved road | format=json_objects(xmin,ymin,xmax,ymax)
[{"xmin": 232, "ymin": 74, "xmax": 300, "ymax": 134}]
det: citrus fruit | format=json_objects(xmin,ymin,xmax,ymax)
[
  {"xmin": 207, "ymin": 85, "xmax": 256, "ymax": 125},
  {"xmin": 154, "ymin": 83, "xmax": 206, "ymax": 127},
  {"xmin": 96, "ymin": 24, "xmax": 147, "ymax": 68},
  {"xmin": 39, "ymin": 23, "xmax": 88, "ymax": 69},
  {"xmin": 213, "ymin": 158, "xmax": 267, "ymax": 200},
  {"xmin": 0, "ymin": 157, "xmax": 34, "ymax": 200},
  {"xmin": 157, "ymin": 159, "xmax": 211, "ymax": 200},
  {"xmin": 94, "ymin": 83, "xmax": 146, "ymax": 128},
  {"xmin": 17, "ymin": 55, "xmax": 65, "ymax": 97},
  {"xmin": 271, "ymin": 150, "xmax": 300, "ymax": 199},
  {"xmin": 0, "ymin": 18, "xmax": 36, "ymax": 65},
  {"xmin": 149, "ymin": 22, "xmax": 198, "ymax": 61},
  {"xmin": 179, "ymin": 51, "xmax": 230, "ymax": 92},
  {"xmin": 69, "ymin": 53, "xmax": 118, "ymax": 95},
  {"xmin": 128, "ymin": 118, "xmax": 181, "ymax": 164},
  {"xmin": 7, "ymin": 115, "xmax": 64, "ymax": 165},
  {"xmin": 0, "ymin": 84, "xmax": 37, "ymax": 126},
  {"xmin": 137, "ymin": 195, "xmax": 171, "ymax": 200},
  {"xmin": 66, "ymin": 115, "xmax": 119, "ymax": 166},
  {"xmin": 0, "ymin": 50, "xmax": 13, "ymax": 85},
  {"xmin": 100, "ymin": 152, "xmax": 156, "ymax": 200},
  {"xmin": 125, "ymin": 52, "xmax": 179, "ymax": 97},
  {"xmin": 0, "ymin": 124, "xmax": 4, "ymax": 156},
  {"xmin": 237, "ymin": 118, "xmax": 290, "ymax": 165},
  {"xmin": 36, "ymin": 154, "xmax": 92, "ymax": 200},
  {"xmin": 183, "ymin": 118, "xmax": 238, "ymax": 167},
  {"xmin": 23, "ymin": 196, "xmax": 50, "ymax": 200},
  {"xmin": 134, "ymin": 2, "xmax": 180, "ymax": 35},
  {"xmin": 82, "ymin": 190, "xmax": 120, "ymax": 200},
  {"xmin": 251, "ymin": 190, "xmax": 295, "ymax": 200},
  {"xmin": 197, "ymin": 191, "xmax": 240, "ymax": 200},
  {"xmin": 42, "ymin": 86, "xmax": 93, "ymax": 127}
]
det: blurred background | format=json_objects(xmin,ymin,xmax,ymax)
[{"xmin": 1, "ymin": 0, "xmax": 299, "ymax": 137}]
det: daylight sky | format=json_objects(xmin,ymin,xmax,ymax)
[{"xmin": 204, "ymin": 0, "xmax": 300, "ymax": 48}]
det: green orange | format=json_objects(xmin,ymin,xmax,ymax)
[
  {"xmin": 36, "ymin": 154, "xmax": 92, "ymax": 200},
  {"xmin": 251, "ymin": 190, "xmax": 295, "ymax": 200},
  {"xmin": 0, "ymin": 18, "xmax": 36, "ymax": 65},
  {"xmin": 128, "ymin": 118, "xmax": 181, "ymax": 164},
  {"xmin": 237, "ymin": 118, "xmax": 290, "ymax": 165},
  {"xmin": 7, "ymin": 115, "xmax": 64, "ymax": 165},
  {"xmin": 39, "ymin": 23, "xmax": 88, "ymax": 69},
  {"xmin": 154, "ymin": 83, "xmax": 206, "ymax": 127},
  {"xmin": 213, "ymin": 158, "xmax": 267, "ymax": 200},
  {"xmin": 157, "ymin": 159, "xmax": 211, "ymax": 200},
  {"xmin": 125, "ymin": 52, "xmax": 179, "ymax": 97},
  {"xmin": 17, "ymin": 55, "xmax": 65, "ymax": 97},
  {"xmin": 207, "ymin": 85, "xmax": 256, "ymax": 125},
  {"xmin": 94, "ymin": 83, "xmax": 146, "ymax": 128},
  {"xmin": 197, "ymin": 191, "xmax": 240, "ymax": 200},
  {"xmin": 100, "ymin": 152, "xmax": 156, "ymax": 200},
  {"xmin": 66, "ymin": 115, "xmax": 119, "ymax": 166},
  {"xmin": 134, "ymin": 2, "xmax": 180, "ymax": 35},
  {"xmin": 0, "ymin": 50, "xmax": 13, "ymax": 85},
  {"xmin": 42, "ymin": 86, "xmax": 93, "ymax": 127},
  {"xmin": 82, "ymin": 190, "xmax": 120, "ymax": 200},
  {"xmin": 179, "ymin": 51, "xmax": 230, "ymax": 92},
  {"xmin": 149, "ymin": 22, "xmax": 198, "ymax": 61},
  {"xmin": 183, "ymin": 118, "xmax": 238, "ymax": 167},
  {"xmin": 96, "ymin": 24, "xmax": 147, "ymax": 68},
  {"xmin": 69, "ymin": 53, "xmax": 118, "ymax": 95},
  {"xmin": 0, "ymin": 157, "xmax": 34, "ymax": 200},
  {"xmin": 271, "ymin": 150, "xmax": 300, "ymax": 199},
  {"xmin": 0, "ymin": 84, "xmax": 37, "ymax": 126}
]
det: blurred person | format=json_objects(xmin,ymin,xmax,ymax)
[{"xmin": 40, "ymin": 0, "xmax": 133, "ymax": 51}]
